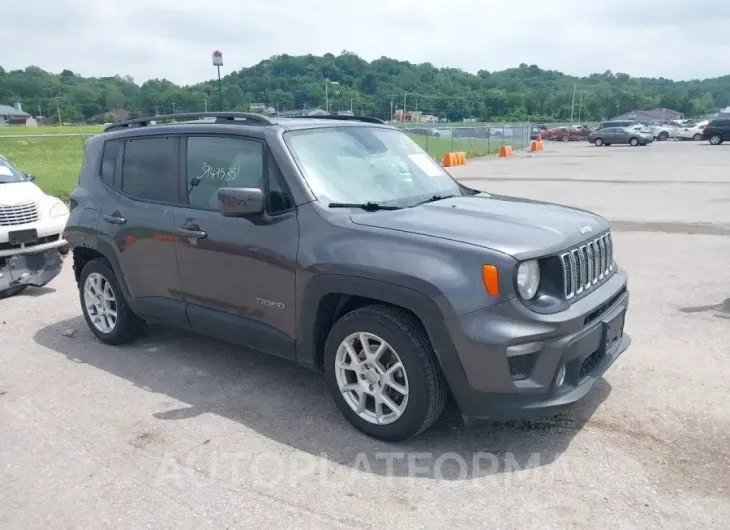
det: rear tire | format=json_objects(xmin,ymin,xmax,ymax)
[
  {"xmin": 323, "ymin": 305, "xmax": 447, "ymax": 442},
  {"xmin": 658, "ymin": 131, "xmax": 669, "ymax": 141},
  {"xmin": 709, "ymin": 135, "xmax": 723, "ymax": 145},
  {"xmin": 562, "ymin": 135, "xmax": 569, "ymax": 142},
  {"xmin": 692, "ymin": 133, "xmax": 702, "ymax": 141},
  {"xmin": 79, "ymin": 258, "xmax": 143, "ymax": 345}
]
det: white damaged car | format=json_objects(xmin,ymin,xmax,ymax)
[{"xmin": 0, "ymin": 155, "xmax": 69, "ymax": 298}]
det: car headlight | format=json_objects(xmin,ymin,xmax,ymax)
[
  {"xmin": 516, "ymin": 260, "xmax": 540, "ymax": 300},
  {"xmin": 50, "ymin": 201, "xmax": 69, "ymax": 218}
]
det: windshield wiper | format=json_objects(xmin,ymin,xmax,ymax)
[
  {"xmin": 328, "ymin": 201, "xmax": 401, "ymax": 211},
  {"xmin": 411, "ymin": 194, "xmax": 457, "ymax": 208}
]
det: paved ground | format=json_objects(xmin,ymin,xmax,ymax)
[{"xmin": 2, "ymin": 140, "xmax": 729, "ymax": 528}]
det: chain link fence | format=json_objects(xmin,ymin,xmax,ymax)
[
  {"xmin": 0, "ymin": 122, "xmax": 533, "ymax": 200},
  {"xmin": 401, "ymin": 123, "xmax": 532, "ymax": 160}
]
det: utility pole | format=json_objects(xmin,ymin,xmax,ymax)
[
  {"xmin": 172, "ymin": 102, "xmax": 177, "ymax": 114},
  {"xmin": 390, "ymin": 92, "xmax": 394, "ymax": 121},
  {"xmin": 204, "ymin": 98, "xmax": 208, "ymax": 113},
  {"xmin": 577, "ymin": 92, "xmax": 583, "ymax": 123},
  {"xmin": 403, "ymin": 92, "xmax": 407, "ymax": 122},
  {"xmin": 153, "ymin": 105, "xmax": 160, "ymax": 116},
  {"xmin": 570, "ymin": 83, "xmax": 577, "ymax": 123},
  {"xmin": 55, "ymin": 99, "xmax": 62, "ymax": 125},
  {"xmin": 38, "ymin": 104, "xmax": 42, "ymax": 118}
]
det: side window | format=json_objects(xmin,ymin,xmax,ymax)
[
  {"xmin": 186, "ymin": 136, "xmax": 263, "ymax": 210},
  {"xmin": 100, "ymin": 141, "xmax": 119, "ymax": 186},
  {"xmin": 121, "ymin": 137, "xmax": 178, "ymax": 202},
  {"xmin": 267, "ymin": 153, "xmax": 294, "ymax": 214}
]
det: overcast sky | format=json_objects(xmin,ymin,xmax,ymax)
[{"xmin": 4, "ymin": 0, "xmax": 729, "ymax": 85}]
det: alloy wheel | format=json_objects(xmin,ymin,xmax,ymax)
[
  {"xmin": 334, "ymin": 332, "xmax": 409, "ymax": 425},
  {"xmin": 83, "ymin": 272, "xmax": 118, "ymax": 333}
]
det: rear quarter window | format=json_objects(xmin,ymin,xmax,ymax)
[
  {"xmin": 121, "ymin": 137, "xmax": 178, "ymax": 203},
  {"xmin": 100, "ymin": 141, "xmax": 119, "ymax": 185}
]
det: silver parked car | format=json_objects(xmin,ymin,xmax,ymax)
[{"xmin": 588, "ymin": 127, "xmax": 651, "ymax": 147}]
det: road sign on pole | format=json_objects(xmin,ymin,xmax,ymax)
[{"xmin": 212, "ymin": 51, "xmax": 224, "ymax": 111}]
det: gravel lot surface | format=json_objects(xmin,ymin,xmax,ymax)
[{"xmin": 2, "ymin": 140, "xmax": 729, "ymax": 528}]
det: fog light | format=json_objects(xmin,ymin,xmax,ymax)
[{"xmin": 555, "ymin": 365, "xmax": 567, "ymax": 387}]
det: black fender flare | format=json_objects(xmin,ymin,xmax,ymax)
[{"xmin": 296, "ymin": 273, "xmax": 472, "ymax": 403}]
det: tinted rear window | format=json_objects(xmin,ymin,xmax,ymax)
[
  {"xmin": 100, "ymin": 141, "xmax": 119, "ymax": 185},
  {"xmin": 121, "ymin": 137, "xmax": 178, "ymax": 203}
]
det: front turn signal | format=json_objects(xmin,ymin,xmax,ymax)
[{"xmin": 482, "ymin": 265, "xmax": 500, "ymax": 296}]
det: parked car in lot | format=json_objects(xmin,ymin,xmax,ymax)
[
  {"xmin": 544, "ymin": 125, "xmax": 592, "ymax": 142},
  {"xmin": 588, "ymin": 127, "xmax": 651, "ymax": 147},
  {"xmin": 650, "ymin": 123, "xmax": 678, "ymax": 141},
  {"xmin": 64, "ymin": 112, "xmax": 631, "ymax": 442},
  {"xmin": 0, "ymin": 155, "xmax": 70, "ymax": 298},
  {"xmin": 596, "ymin": 120, "xmax": 637, "ymax": 130},
  {"xmin": 627, "ymin": 124, "xmax": 654, "ymax": 142},
  {"xmin": 678, "ymin": 120, "xmax": 709, "ymax": 141},
  {"xmin": 701, "ymin": 119, "xmax": 730, "ymax": 145}
]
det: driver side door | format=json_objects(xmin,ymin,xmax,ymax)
[{"xmin": 174, "ymin": 134, "xmax": 299, "ymax": 360}]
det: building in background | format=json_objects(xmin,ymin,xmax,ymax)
[
  {"xmin": 276, "ymin": 106, "xmax": 329, "ymax": 118},
  {"xmin": 250, "ymin": 103, "xmax": 276, "ymax": 115},
  {"xmin": 611, "ymin": 107, "xmax": 683, "ymax": 123},
  {"xmin": 0, "ymin": 103, "xmax": 31, "ymax": 126},
  {"xmin": 392, "ymin": 109, "xmax": 438, "ymax": 123}
]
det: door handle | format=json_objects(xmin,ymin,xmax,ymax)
[
  {"xmin": 177, "ymin": 227, "xmax": 208, "ymax": 239},
  {"xmin": 102, "ymin": 213, "xmax": 126, "ymax": 225}
]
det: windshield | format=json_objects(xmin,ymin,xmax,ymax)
[
  {"xmin": 0, "ymin": 159, "xmax": 27, "ymax": 183},
  {"xmin": 284, "ymin": 126, "xmax": 470, "ymax": 207}
]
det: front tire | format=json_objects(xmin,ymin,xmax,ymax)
[
  {"xmin": 323, "ymin": 305, "xmax": 447, "ymax": 442},
  {"xmin": 658, "ymin": 131, "xmax": 669, "ymax": 141},
  {"xmin": 630, "ymin": 137, "xmax": 639, "ymax": 146},
  {"xmin": 594, "ymin": 138, "xmax": 604, "ymax": 147},
  {"xmin": 79, "ymin": 258, "xmax": 143, "ymax": 345},
  {"xmin": 693, "ymin": 133, "xmax": 702, "ymax": 141}
]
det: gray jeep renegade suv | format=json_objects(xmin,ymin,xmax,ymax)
[{"xmin": 64, "ymin": 112, "xmax": 630, "ymax": 442}]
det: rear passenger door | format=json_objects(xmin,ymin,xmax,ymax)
[
  {"xmin": 97, "ymin": 135, "xmax": 188, "ymax": 328},
  {"xmin": 173, "ymin": 134, "xmax": 299, "ymax": 359}
]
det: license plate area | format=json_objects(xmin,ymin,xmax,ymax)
[
  {"xmin": 602, "ymin": 309, "xmax": 625, "ymax": 355},
  {"xmin": 8, "ymin": 229, "xmax": 38, "ymax": 245}
]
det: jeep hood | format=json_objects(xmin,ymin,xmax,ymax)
[
  {"xmin": 0, "ymin": 181, "xmax": 45, "ymax": 206},
  {"xmin": 350, "ymin": 194, "xmax": 610, "ymax": 260}
]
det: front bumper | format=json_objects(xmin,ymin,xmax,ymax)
[
  {"xmin": 0, "ymin": 215, "xmax": 68, "ymax": 258},
  {"xmin": 444, "ymin": 270, "xmax": 630, "ymax": 420},
  {"xmin": 0, "ymin": 248, "xmax": 64, "ymax": 292}
]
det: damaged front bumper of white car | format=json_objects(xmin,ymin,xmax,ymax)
[
  {"xmin": 0, "ymin": 247, "xmax": 65, "ymax": 292},
  {"xmin": 0, "ymin": 225, "xmax": 68, "ymax": 294}
]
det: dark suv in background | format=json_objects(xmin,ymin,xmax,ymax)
[
  {"xmin": 64, "ymin": 112, "xmax": 631, "ymax": 441},
  {"xmin": 702, "ymin": 119, "xmax": 730, "ymax": 145}
]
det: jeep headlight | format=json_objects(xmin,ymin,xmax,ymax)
[
  {"xmin": 50, "ymin": 201, "xmax": 69, "ymax": 218},
  {"xmin": 516, "ymin": 260, "xmax": 540, "ymax": 300}
]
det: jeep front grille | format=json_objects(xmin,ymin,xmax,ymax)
[
  {"xmin": 561, "ymin": 233, "xmax": 614, "ymax": 300},
  {"xmin": 0, "ymin": 201, "xmax": 41, "ymax": 226}
]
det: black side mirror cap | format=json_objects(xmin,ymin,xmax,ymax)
[
  {"xmin": 26, "ymin": 173, "xmax": 36, "ymax": 181},
  {"xmin": 218, "ymin": 187, "xmax": 265, "ymax": 217}
]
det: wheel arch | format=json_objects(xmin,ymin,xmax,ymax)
[{"xmin": 296, "ymin": 275, "xmax": 469, "ymax": 396}]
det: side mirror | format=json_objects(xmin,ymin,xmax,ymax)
[
  {"xmin": 218, "ymin": 187, "xmax": 265, "ymax": 217},
  {"xmin": 25, "ymin": 173, "xmax": 35, "ymax": 181}
]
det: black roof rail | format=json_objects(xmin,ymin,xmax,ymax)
[
  {"xmin": 282, "ymin": 115, "xmax": 387, "ymax": 125},
  {"xmin": 103, "ymin": 112, "xmax": 274, "ymax": 132}
]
